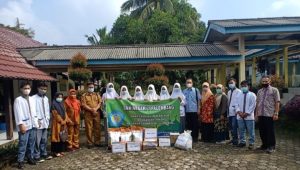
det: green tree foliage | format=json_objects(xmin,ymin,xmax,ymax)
[
  {"xmin": 0, "ymin": 18, "xmax": 35, "ymax": 38},
  {"xmin": 121, "ymin": 0, "xmax": 174, "ymax": 19},
  {"xmin": 85, "ymin": 27, "xmax": 110, "ymax": 45},
  {"xmin": 145, "ymin": 64, "xmax": 169, "ymax": 92}
]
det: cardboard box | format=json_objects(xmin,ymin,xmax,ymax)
[
  {"xmin": 170, "ymin": 133, "xmax": 180, "ymax": 146},
  {"xmin": 144, "ymin": 128, "xmax": 157, "ymax": 140},
  {"xmin": 112, "ymin": 142, "xmax": 126, "ymax": 153},
  {"xmin": 159, "ymin": 137, "xmax": 171, "ymax": 147},
  {"xmin": 127, "ymin": 142, "xmax": 141, "ymax": 152},
  {"xmin": 142, "ymin": 141, "xmax": 158, "ymax": 150}
]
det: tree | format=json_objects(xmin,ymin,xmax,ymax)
[
  {"xmin": 85, "ymin": 27, "xmax": 110, "ymax": 45},
  {"xmin": 0, "ymin": 18, "xmax": 35, "ymax": 38},
  {"xmin": 121, "ymin": 0, "xmax": 174, "ymax": 19},
  {"xmin": 68, "ymin": 52, "xmax": 92, "ymax": 89},
  {"xmin": 145, "ymin": 64, "xmax": 169, "ymax": 92}
]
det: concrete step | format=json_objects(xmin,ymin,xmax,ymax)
[{"xmin": 288, "ymin": 88, "xmax": 300, "ymax": 94}]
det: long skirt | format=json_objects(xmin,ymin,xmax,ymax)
[
  {"xmin": 51, "ymin": 142, "xmax": 66, "ymax": 153},
  {"xmin": 214, "ymin": 117, "xmax": 229, "ymax": 142},
  {"xmin": 201, "ymin": 123, "xmax": 214, "ymax": 143}
]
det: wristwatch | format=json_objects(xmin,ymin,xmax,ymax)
[{"xmin": 274, "ymin": 112, "xmax": 279, "ymax": 116}]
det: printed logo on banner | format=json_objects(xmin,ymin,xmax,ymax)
[{"xmin": 108, "ymin": 111, "xmax": 125, "ymax": 127}]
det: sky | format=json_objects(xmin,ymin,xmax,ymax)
[{"xmin": 0, "ymin": 0, "xmax": 299, "ymax": 45}]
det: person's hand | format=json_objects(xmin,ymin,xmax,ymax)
[
  {"xmin": 236, "ymin": 111, "xmax": 242, "ymax": 116},
  {"xmin": 19, "ymin": 124, "xmax": 26, "ymax": 134},
  {"xmin": 68, "ymin": 121, "xmax": 74, "ymax": 126},
  {"xmin": 273, "ymin": 114, "xmax": 279, "ymax": 121},
  {"xmin": 115, "ymin": 97, "xmax": 119, "ymax": 99},
  {"xmin": 38, "ymin": 121, "xmax": 42, "ymax": 128},
  {"xmin": 255, "ymin": 115, "xmax": 259, "ymax": 122},
  {"xmin": 144, "ymin": 99, "xmax": 148, "ymax": 101},
  {"xmin": 220, "ymin": 115, "xmax": 225, "ymax": 121},
  {"xmin": 61, "ymin": 120, "xmax": 66, "ymax": 125}
]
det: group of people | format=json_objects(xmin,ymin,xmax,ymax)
[{"xmin": 13, "ymin": 75, "xmax": 280, "ymax": 169}]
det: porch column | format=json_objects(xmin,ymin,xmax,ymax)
[
  {"xmin": 214, "ymin": 68, "xmax": 218, "ymax": 84},
  {"xmin": 220, "ymin": 64, "xmax": 226, "ymax": 85},
  {"xmin": 252, "ymin": 57, "xmax": 257, "ymax": 86},
  {"xmin": 283, "ymin": 47, "xmax": 289, "ymax": 87},
  {"xmin": 207, "ymin": 70, "xmax": 212, "ymax": 83},
  {"xmin": 276, "ymin": 55, "xmax": 280, "ymax": 76},
  {"xmin": 4, "ymin": 80, "xmax": 13, "ymax": 140},
  {"xmin": 292, "ymin": 62, "xmax": 296, "ymax": 87},
  {"xmin": 239, "ymin": 35, "xmax": 246, "ymax": 83}
]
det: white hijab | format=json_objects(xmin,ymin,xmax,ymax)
[
  {"xmin": 160, "ymin": 85, "xmax": 170, "ymax": 100},
  {"xmin": 145, "ymin": 84, "xmax": 159, "ymax": 102},
  {"xmin": 171, "ymin": 83, "xmax": 185, "ymax": 100},
  {"xmin": 133, "ymin": 86, "xmax": 144, "ymax": 101},
  {"xmin": 103, "ymin": 82, "xmax": 119, "ymax": 99},
  {"xmin": 119, "ymin": 86, "xmax": 131, "ymax": 100}
]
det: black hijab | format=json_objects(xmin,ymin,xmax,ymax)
[{"xmin": 52, "ymin": 92, "xmax": 65, "ymax": 119}]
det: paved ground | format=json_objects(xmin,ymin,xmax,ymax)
[{"xmin": 7, "ymin": 130, "xmax": 300, "ymax": 170}]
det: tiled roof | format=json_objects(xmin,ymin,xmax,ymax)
[
  {"xmin": 21, "ymin": 44, "xmax": 240, "ymax": 61},
  {"xmin": 208, "ymin": 17, "xmax": 300, "ymax": 28},
  {"xmin": 0, "ymin": 27, "xmax": 56, "ymax": 81}
]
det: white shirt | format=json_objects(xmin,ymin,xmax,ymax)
[
  {"xmin": 13, "ymin": 96, "xmax": 39, "ymax": 132},
  {"xmin": 235, "ymin": 92, "xmax": 257, "ymax": 120},
  {"xmin": 33, "ymin": 94, "xmax": 50, "ymax": 129},
  {"xmin": 227, "ymin": 88, "xmax": 242, "ymax": 117}
]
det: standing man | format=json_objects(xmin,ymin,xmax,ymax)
[
  {"xmin": 235, "ymin": 80, "xmax": 257, "ymax": 149},
  {"xmin": 256, "ymin": 76, "xmax": 280, "ymax": 154},
  {"xmin": 183, "ymin": 78, "xmax": 201, "ymax": 142},
  {"xmin": 33, "ymin": 82, "xmax": 52, "ymax": 163},
  {"xmin": 65, "ymin": 89, "xmax": 81, "ymax": 151},
  {"xmin": 14, "ymin": 82, "xmax": 39, "ymax": 169},
  {"xmin": 227, "ymin": 78, "xmax": 242, "ymax": 146},
  {"xmin": 81, "ymin": 82, "xmax": 102, "ymax": 149}
]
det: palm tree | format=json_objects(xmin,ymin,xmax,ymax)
[
  {"xmin": 85, "ymin": 27, "xmax": 110, "ymax": 45},
  {"xmin": 121, "ymin": 0, "xmax": 174, "ymax": 19}
]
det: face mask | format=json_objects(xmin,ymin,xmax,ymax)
[
  {"xmin": 174, "ymin": 89, "xmax": 180, "ymax": 93},
  {"xmin": 216, "ymin": 89, "xmax": 222, "ymax": 94},
  {"xmin": 202, "ymin": 87, "xmax": 208, "ymax": 92},
  {"xmin": 23, "ymin": 89, "xmax": 31, "ymax": 96},
  {"xmin": 56, "ymin": 98, "xmax": 63, "ymax": 103},
  {"xmin": 136, "ymin": 92, "xmax": 141, "ymax": 96},
  {"xmin": 241, "ymin": 87, "xmax": 249, "ymax": 93},
  {"xmin": 262, "ymin": 83, "xmax": 269, "ymax": 88},
  {"xmin": 38, "ymin": 89, "xmax": 47, "ymax": 95},
  {"xmin": 88, "ymin": 87, "xmax": 94, "ymax": 93},
  {"xmin": 229, "ymin": 83, "xmax": 236, "ymax": 89},
  {"xmin": 186, "ymin": 83, "xmax": 192, "ymax": 88},
  {"xmin": 121, "ymin": 91, "xmax": 127, "ymax": 95}
]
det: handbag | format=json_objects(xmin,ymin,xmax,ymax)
[{"xmin": 59, "ymin": 125, "xmax": 68, "ymax": 142}]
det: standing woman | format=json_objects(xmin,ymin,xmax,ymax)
[
  {"xmin": 170, "ymin": 83, "xmax": 186, "ymax": 133},
  {"xmin": 200, "ymin": 82, "xmax": 215, "ymax": 143},
  {"xmin": 144, "ymin": 84, "xmax": 160, "ymax": 102},
  {"xmin": 119, "ymin": 86, "xmax": 132, "ymax": 100},
  {"xmin": 51, "ymin": 92, "xmax": 69, "ymax": 157},
  {"xmin": 133, "ymin": 86, "xmax": 144, "ymax": 101},
  {"xmin": 214, "ymin": 84, "xmax": 229, "ymax": 144},
  {"xmin": 64, "ymin": 89, "xmax": 81, "ymax": 151},
  {"xmin": 160, "ymin": 85, "xmax": 170, "ymax": 100}
]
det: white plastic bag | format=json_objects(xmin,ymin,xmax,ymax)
[{"xmin": 174, "ymin": 130, "xmax": 193, "ymax": 150}]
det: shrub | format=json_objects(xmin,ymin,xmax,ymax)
[
  {"xmin": 284, "ymin": 95, "xmax": 300, "ymax": 120},
  {"xmin": 146, "ymin": 63, "xmax": 165, "ymax": 77},
  {"xmin": 70, "ymin": 52, "xmax": 88, "ymax": 68},
  {"xmin": 145, "ymin": 75, "xmax": 169, "ymax": 92},
  {"xmin": 69, "ymin": 68, "xmax": 92, "ymax": 82}
]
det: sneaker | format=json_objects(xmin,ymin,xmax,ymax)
[
  {"xmin": 35, "ymin": 158, "xmax": 45, "ymax": 163},
  {"xmin": 17, "ymin": 162, "xmax": 24, "ymax": 169},
  {"xmin": 248, "ymin": 144, "xmax": 255, "ymax": 150},
  {"xmin": 27, "ymin": 158, "xmax": 36, "ymax": 165},
  {"xmin": 42, "ymin": 155, "xmax": 53, "ymax": 160},
  {"xmin": 256, "ymin": 145, "xmax": 267, "ymax": 151},
  {"xmin": 266, "ymin": 147, "xmax": 276, "ymax": 154},
  {"xmin": 237, "ymin": 143, "xmax": 246, "ymax": 147}
]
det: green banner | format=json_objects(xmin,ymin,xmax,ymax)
[{"xmin": 106, "ymin": 99, "xmax": 180, "ymax": 133}]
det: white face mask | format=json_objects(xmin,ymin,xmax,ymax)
[
  {"xmin": 121, "ymin": 91, "xmax": 127, "ymax": 95},
  {"xmin": 186, "ymin": 83, "xmax": 192, "ymax": 88},
  {"xmin": 88, "ymin": 87, "xmax": 94, "ymax": 93},
  {"xmin": 107, "ymin": 87, "xmax": 114, "ymax": 92},
  {"xmin": 23, "ymin": 89, "xmax": 31, "ymax": 96},
  {"xmin": 56, "ymin": 98, "xmax": 63, "ymax": 103}
]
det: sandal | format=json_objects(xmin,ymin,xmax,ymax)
[{"xmin": 55, "ymin": 153, "xmax": 62, "ymax": 157}]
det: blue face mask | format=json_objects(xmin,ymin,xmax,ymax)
[
  {"xmin": 241, "ymin": 87, "xmax": 249, "ymax": 93},
  {"xmin": 216, "ymin": 89, "xmax": 222, "ymax": 94},
  {"xmin": 229, "ymin": 83, "xmax": 236, "ymax": 89}
]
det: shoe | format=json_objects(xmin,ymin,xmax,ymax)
[
  {"xmin": 237, "ymin": 143, "xmax": 246, "ymax": 147},
  {"xmin": 266, "ymin": 147, "xmax": 276, "ymax": 154},
  {"xmin": 17, "ymin": 162, "xmax": 24, "ymax": 169},
  {"xmin": 55, "ymin": 153, "xmax": 62, "ymax": 157},
  {"xmin": 256, "ymin": 145, "xmax": 267, "ymax": 151},
  {"xmin": 248, "ymin": 144, "xmax": 255, "ymax": 150},
  {"xmin": 42, "ymin": 155, "xmax": 53, "ymax": 160},
  {"xmin": 27, "ymin": 158, "xmax": 36, "ymax": 165},
  {"xmin": 35, "ymin": 158, "xmax": 45, "ymax": 163}
]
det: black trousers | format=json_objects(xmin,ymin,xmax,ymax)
[
  {"xmin": 186, "ymin": 112, "xmax": 199, "ymax": 141},
  {"xmin": 201, "ymin": 123, "xmax": 214, "ymax": 142},
  {"xmin": 258, "ymin": 116, "xmax": 276, "ymax": 149}
]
